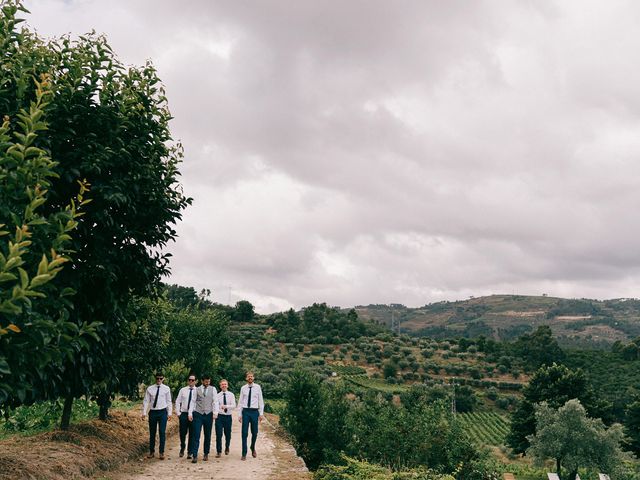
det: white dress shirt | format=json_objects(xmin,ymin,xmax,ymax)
[
  {"xmin": 175, "ymin": 386, "xmax": 197, "ymax": 415},
  {"xmin": 142, "ymin": 383, "xmax": 172, "ymax": 415},
  {"xmin": 216, "ymin": 390, "xmax": 236, "ymax": 416},
  {"xmin": 237, "ymin": 383, "xmax": 264, "ymax": 417},
  {"xmin": 195, "ymin": 384, "xmax": 218, "ymax": 415}
]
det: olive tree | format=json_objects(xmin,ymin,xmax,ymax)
[{"xmin": 527, "ymin": 399, "xmax": 626, "ymax": 480}]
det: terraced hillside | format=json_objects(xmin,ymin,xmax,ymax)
[{"xmin": 355, "ymin": 295, "xmax": 640, "ymax": 345}]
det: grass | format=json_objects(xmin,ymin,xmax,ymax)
[{"xmin": 0, "ymin": 398, "xmax": 138, "ymax": 439}]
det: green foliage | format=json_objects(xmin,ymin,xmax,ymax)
[
  {"xmin": 0, "ymin": 0, "xmax": 191, "ymax": 427},
  {"xmin": 0, "ymin": 48, "xmax": 97, "ymax": 407},
  {"xmin": 565, "ymin": 349, "xmax": 640, "ymax": 421},
  {"xmin": 625, "ymin": 398, "xmax": 640, "ymax": 455},
  {"xmin": 160, "ymin": 360, "xmax": 190, "ymax": 398},
  {"xmin": 267, "ymin": 304, "xmax": 384, "ymax": 344},
  {"xmin": 506, "ymin": 363, "xmax": 608, "ymax": 454},
  {"xmin": 281, "ymin": 369, "xmax": 325, "ymax": 469},
  {"xmin": 166, "ymin": 307, "xmax": 230, "ymax": 378},
  {"xmin": 454, "ymin": 385, "xmax": 478, "ymax": 413},
  {"xmin": 333, "ymin": 364, "xmax": 367, "ymax": 376},
  {"xmin": 383, "ymin": 360, "xmax": 398, "ymax": 379},
  {"xmin": 314, "ymin": 456, "xmax": 455, "ymax": 480},
  {"xmin": 527, "ymin": 399, "xmax": 627, "ymax": 480},
  {"xmin": 512, "ymin": 326, "xmax": 564, "ymax": 370},
  {"xmin": 0, "ymin": 398, "xmax": 98, "ymax": 437},
  {"xmin": 117, "ymin": 297, "xmax": 172, "ymax": 396},
  {"xmin": 234, "ymin": 300, "xmax": 255, "ymax": 322}
]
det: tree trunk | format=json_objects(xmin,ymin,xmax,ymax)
[
  {"xmin": 97, "ymin": 391, "xmax": 111, "ymax": 421},
  {"xmin": 60, "ymin": 394, "xmax": 74, "ymax": 430},
  {"xmin": 556, "ymin": 458, "xmax": 562, "ymax": 480}
]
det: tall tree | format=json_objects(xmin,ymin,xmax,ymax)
[
  {"xmin": 0, "ymin": 44, "xmax": 97, "ymax": 410},
  {"xmin": 281, "ymin": 369, "xmax": 325, "ymax": 469},
  {"xmin": 513, "ymin": 325, "xmax": 564, "ymax": 369},
  {"xmin": 0, "ymin": 0, "xmax": 191, "ymax": 427},
  {"xmin": 527, "ymin": 399, "xmax": 626, "ymax": 480}
]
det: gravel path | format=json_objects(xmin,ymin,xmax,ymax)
[{"xmin": 121, "ymin": 415, "xmax": 310, "ymax": 480}]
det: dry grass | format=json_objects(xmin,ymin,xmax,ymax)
[{"xmin": 0, "ymin": 410, "xmax": 176, "ymax": 480}]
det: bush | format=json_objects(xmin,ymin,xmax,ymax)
[{"xmin": 315, "ymin": 456, "xmax": 455, "ymax": 480}]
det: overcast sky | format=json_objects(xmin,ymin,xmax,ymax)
[{"xmin": 27, "ymin": 0, "xmax": 640, "ymax": 312}]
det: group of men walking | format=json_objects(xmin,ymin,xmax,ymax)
[{"xmin": 141, "ymin": 371, "xmax": 264, "ymax": 463}]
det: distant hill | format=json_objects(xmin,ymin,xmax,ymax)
[{"xmin": 354, "ymin": 294, "xmax": 640, "ymax": 346}]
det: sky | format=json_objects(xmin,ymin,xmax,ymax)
[{"xmin": 26, "ymin": 0, "xmax": 640, "ymax": 313}]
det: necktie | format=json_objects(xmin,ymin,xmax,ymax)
[
  {"xmin": 204, "ymin": 386, "xmax": 207, "ymax": 397},
  {"xmin": 223, "ymin": 392, "xmax": 227, "ymax": 405},
  {"xmin": 187, "ymin": 388, "xmax": 193, "ymax": 411},
  {"xmin": 247, "ymin": 386, "xmax": 252, "ymax": 408},
  {"xmin": 152, "ymin": 385, "xmax": 160, "ymax": 408}
]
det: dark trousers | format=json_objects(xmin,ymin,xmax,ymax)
[
  {"xmin": 148, "ymin": 409, "xmax": 168, "ymax": 454},
  {"xmin": 215, "ymin": 414, "xmax": 232, "ymax": 453},
  {"xmin": 192, "ymin": 411, "xmax": 213, "ymax": 458},
  {"xmin": 241, "ymin": 409, "xmax": 259, "ymax": 456},
  {"xmin": 179, "ymin": 412, "xmax": 195, "ymax": 455}
]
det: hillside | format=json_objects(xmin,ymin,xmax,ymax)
[{"xmin": 354, "ymin": 294, "xmax": 640, "ymax": 345}]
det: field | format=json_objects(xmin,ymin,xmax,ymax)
[{"xmin": 457, "ymin": 411, "xmax": 510, "ymax": 446}]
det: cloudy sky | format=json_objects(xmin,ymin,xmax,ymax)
[{"xmin": 27, "ymin": 0, "xmax": 640, "ymax": 312}]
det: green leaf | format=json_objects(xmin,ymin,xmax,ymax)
[
  {"xmin": 30, "ymin": 274, "xmax": 52, "ymax": 288},
  {"xmin": 0, "ymin": 272, "xmax": 17, "ymax": 283},
  {"xmin": 18, "ymin": 267, "xmax": 28, "ymax": 289}
]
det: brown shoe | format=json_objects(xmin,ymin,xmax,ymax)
[
  {"xmin": 225, "ymin": 448, "xmax": 229, "ymax": 455},
  {"xmin": 159, "ymin": 453, "xmax": 165, "ymax": 460},
  {"xmin": 204, "ymin": 454, "xmax": 209, "ymax": 461},
  {"xmin": 215, "ymin": 453, "xmax": 221, "ymax": 458},
  {"xmin": 241, "ymin": 456, "xmax": 246, "ymax": 461},
  {"xmin": 252, "ymin": 449, "xmax": 257, "ymax": 458},
  {"xmin": 146, "ymin": 453, "xmax": 155, "ymax": 459}
]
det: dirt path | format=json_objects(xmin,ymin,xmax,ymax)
[{"xmin": 119, "ymin": 415, "xmax": 310, "ymax": 480}]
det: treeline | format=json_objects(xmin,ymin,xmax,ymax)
[{"xmin": 265, "ymin": 303, "xmax": 386, "ymax": 344}]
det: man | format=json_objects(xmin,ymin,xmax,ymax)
[
  {"xmin": 175, "ymin": 374, "xmax": 197, "ymax": 459},
  {"xmin": 238, "ymin": 371, "xmax": 264, "ymax": 460},
  {"xmin": 142, "ymin": 372, "xmax": 172, "ymax": 460},
  {"xmin": 191, "ymin": 374, "xmax": 218, "ymax": 463},
  {"xmin": 215, "ymin": 379, "xmax": 236, "ymax": 457}
]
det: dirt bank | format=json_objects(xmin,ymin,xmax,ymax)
[{"xmin": 0, "ymin": 410, "xmax": 177, "ymax": 480}]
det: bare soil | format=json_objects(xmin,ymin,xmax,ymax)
[{"xmin": 0, "ymin": 410, "xmax": 172, "ymax": 480}]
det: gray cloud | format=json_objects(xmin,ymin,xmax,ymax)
[{"xmin": 27, "ymin": 0, "xmax": 640, "ymax": 311}]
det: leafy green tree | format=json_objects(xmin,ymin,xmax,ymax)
[
  {"xmin": 513, "ymin": 325, "xmax": 564, "ymax": 369},
  {"xmin": 624, "ymin": 398, "xmax": 640, "ymax": 455},
  {"xmin": 281, "ymin": 368, "xmax": 325, "ymax": 469},
  {"xmin": 234, "ymin": 300, "xmax": 255, "ymax": 323},
  {"xmin": 0, "ymin": 58, "xmax": 97, "ymax": 409},
  {"xmin": 382, "ymin": 360, "xmax": 398, "ymax": 379},
  {"xmin": 0, "ymin": 0, "xmax": 191, "ymax": 427},
  {"xmin": 507, "ymin": 363, "xmax": 609, "ymax": 454},
  {"xmin": 166, "ymin": 307, "xmax": 230, "ymax": 378},
  {"xmin": 527, "ymin": 399, "xmax": 626, "ymax": 480},
  {"xmin": 117, "ymin": 297, "xmax": 172, "ymax": 398}
]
